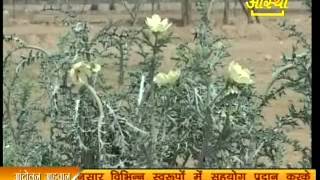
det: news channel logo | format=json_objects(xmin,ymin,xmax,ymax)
[{"xmin": 245, "ymin": 0, "xmax": 289, "ymax": 17}]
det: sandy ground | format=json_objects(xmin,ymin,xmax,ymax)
[{"xmin": 3, "ymin": 4, "xmax": 311, "ymax": 167}]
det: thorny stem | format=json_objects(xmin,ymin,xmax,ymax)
[
  {"xmin": 149, "ymin": 33, "xmax": 159, "ymax": 85},
  {"xmin": 84, "ymin": 35, "xmax": 91, "ymax": 62},
  {"xmin": 145, "ymin": 33, "xmax": 161, "ymax": 167},
  {"xmin": 145, "ymin": 92, "xmax": 158, "ymax": 168},
  {"xmin": 4, "ymin": 45, "xmax": 49, "ymax": 70},
  {"xmin": 260, "ymin": 63, "xmax": 294, "ymax": 107},
  {"xmin": 4, "ymin": 49, "xmax": 50, "ymax": 146},
  {"xmin": 182, "ymin": 152, "xmax": 191, "ymax": 168},
  {"xmin": 199, "ymin": 82, "xmax": 227, "ymax": 168},
  {"xmin": 120, "ymin": 0, "xmax": 143, "ymax": 25},
  {"xmin": 106, "ymin": 103, "xmax": 125, "ymax": 138},
  {"xmin": 137, "ymin": 74, "xmax": 146, "ymax": 107},
  {"xmin": 141, "ymin": 32, "xmax": 159, "ymax": 103},
  {"xmin": 119, "ymin": 45, "xmax": 125, "ymax": 85},
  {"xmin": 198, "ymin": 80, "xmax": 211, "ymax": 168},
  {"xmin": 207, "ymin": 0, "xmax": 215, "ymax": 19},
  {"xmin": 301, "ymin": 62, "xmax": 312, "ymax": 91},
  {"xmin": 3, "ymin": 42, "xmax": 50, "ymax": 164},
  {"xmin": 20, "ymin": 45, "xmax": 49, "ymax": 57},
  {"xmin": 74, "ymin": 98, "xmax": 89, "ymax": 151},
  {"xmin": 4, "ymin": 75, "xmax": 19, "ymax": 145},
  {"xmin": 118, "ymin": 41, "xmax": 128, "ymax": 86},
  {"xmin": 83, "ymin": 83, "xmax": 105, "ymax": 166}
]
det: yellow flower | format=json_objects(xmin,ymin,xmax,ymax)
[
  {"xmin": 153, "ymin": 72, "xmax": 168, "ymax": 86},
  {"xmin": 90, "ymin": 63, "xmax": 101, "ymax": 73},
  {"xmin": 153, "ymin": 69, "xmax": 181, "ymax": 87},
  {"xmin": 145, "ymin": 14, "xmax": 172, "ymax": 33},
  {"xmin": 69, "ymin": 62, "xmax": 92, "ymax": 85},
  {"xmin": 74, "ymin": 22, "xmax": 85, "ymax": 32},
  {"xmin": 227, "ymin": 61, "xmax": 253, "ymax": 84},
  {"xmin": 166, "ymin": 69, "xmax": 181, "ymax": 84}
]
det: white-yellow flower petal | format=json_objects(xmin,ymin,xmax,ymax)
[
  {"xmin": 228, "ymin": 61, "xmax": 253, "ymax": 84},
  {"xmin": 153, "ymin": 73, "xmax": 168, "ymax": 86},
  {"xmin": 153, "ymin": 69, "xmax": 180, "ymax": 87},
  {"xmin": 90, "ymin": 63, "xmax": 101, "ymax": 73},
  {"xmin": 151, "ymin": 14, "xmax": 161, "ymax": 23},
  {"xmin": 69, "ymin": 61, "xmax": 92, "ymax": 85},
  {"xmin": 145, "ymin": 14, "xmax": 171, "ymax": 33},
  {"xmin": 166, "ymin": 69, "xmax": 180, "ymax": 84},
  {"xmin": 161, "ymin": 18, "xmax": 169, "ymax": 26}
]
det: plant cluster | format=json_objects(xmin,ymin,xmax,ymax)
[{"xmin": 3, "ymin": 1, "xmax": 311, "ymax": 168}]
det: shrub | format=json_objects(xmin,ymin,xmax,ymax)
[{"xmin": 3, "ymin": 1, "xmax": 311, "ymax": 168}]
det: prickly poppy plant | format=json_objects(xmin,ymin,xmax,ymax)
[{"xmin": 3, "ymin": 0, "xmax": 311, "ymax": 168}]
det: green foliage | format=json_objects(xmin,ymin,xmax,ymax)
[
  {"xmin": 3, "ymin": 4, "xmax": 311, "ymax": 168},
  {"xmin": 304, "ymin": 0, "xmax": 311, "ymax": 11}
]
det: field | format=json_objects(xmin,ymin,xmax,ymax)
[{"xmin": 3, "ymin": 2, "xmax": 311, "ymax": 167}]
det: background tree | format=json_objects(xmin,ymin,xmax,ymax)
[
  {"xmin": 109, "ymin": 0, "xmax": 116, "ymax": 10},
  {"xmin": 223, "ymin": 0, "xmax": 229, "ymax": 24},
  {"xmin": 304, "ymin": 0, "xmax": 311, "ymax": 12},
  {"xmin": 181, "ymin": 0, "xmax": 192, "ymax": 26},
  {"xmin": 10, "ymin": 0, "xmax": 16, "ymax": 18},
  {"xmin": 151, "ymin": 0, "xmax": 161, "ymax": 13},
  {"xmin": 121, "ymin": 0, "xmax": 144, "ymax": 25},
  {"xmin": 23, "ymin": 0, "xmax": 28, "ymax": 11},
  {"xmin": 66, "ymin": 0, "xmax": 72, "ymax": 10},
  {"xmin": 157, "ymin": 0, "xmax": 161, "ymax": 11},
  {"xmin": 223, "ymin": 0, "xmax": 260, "ymax": 24},
  {"xmin": 90, "ymin": 0, "xmax": 99, "ymax": 11}
]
